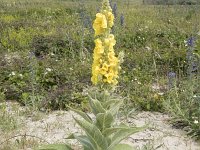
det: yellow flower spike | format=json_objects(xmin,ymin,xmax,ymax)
[
  {"xmin": 93, "ymin": 13, "xmax": 107, "ymax": 36},
  {"xmin": 91, "ymin": 0, "xmax": 120, "ymax": 86}
]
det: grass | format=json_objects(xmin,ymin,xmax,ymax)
[{"xmin": 0, "ymin": 0, "xmax": 199, "ymax": 147}]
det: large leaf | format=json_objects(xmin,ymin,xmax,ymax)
[
  {"xmin": 68, "ymin": 106, "xmax": 92, "ymax": 123},
  {"xmin": 107, "ymin": 126, "xmax": 144, "ymax": 150},
  {"xmin": 102, "ymin": 125, "xmax": 145, "ymax": 137},
  {"xmin": 37, "ymin": 144, "xmax": 72, "ymax": 150},
  {"xmin": 102, "ymin": 127, "xmax": 134, "ymax": 137},
  {"xmin": 89, "ymin": 98, "xmax": 106, "ymax": 115},
  {"xmin": 111, "ymin": 144, "xmax": 135, "ymax": 150},
  {"xmin": 108, "ymin": 100, "xmax": 123, "ymax": 116},
  {"xmin": 66, "ymin": 134, "xmax": 94, "ymax": 150},
  {"xmin": 74, "ymin": 117, "xmax": 108, "ymax": 150},
  {"xmin": 96, "ymin": 112, "xmax": 114, "ymax": 131},
  {"xmin": 102, "ymin": 99, "xmax": 119, "ymax": 109},
  {"xmin": 74, "ymin": 135, "xmax": 95, "ymax": 150}
]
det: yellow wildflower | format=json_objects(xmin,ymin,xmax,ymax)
[
  {"xmin": 91, "ymin": 0, "xmax": 120, "ymax": 86},
  {"xmin": 91, "ymin": 66, "xmax": 100, "ymax": 85},
  {"xmin": 94, "ymin": 39, "xmax": 104, "ymax": 54},
  {"xmin": 99, "ymin": 63, "xmax": 109, "ymax": 75},
  {"xmin": 93, "ymin": 13, "xmax": 107, "ymax": 36},
  {"xmin": 107, "ymin": 11, "xmax": 114, "ymax": 27},
  {"xmin": 104, "ymin": 34, "xmax": 116, "ymax": 47}
]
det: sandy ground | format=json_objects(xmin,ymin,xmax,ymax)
[{"xmin": 0, "ymin": 102, "xmax": 200, "ymax": 150}]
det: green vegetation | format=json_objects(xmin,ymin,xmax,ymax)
[
  {"xmin": 143, "ymin": 0, "xmax": 200, "ymax": 5},
  {"xmin": 0, "ymin": 0, "xmax": 199, "ymax": 148}
]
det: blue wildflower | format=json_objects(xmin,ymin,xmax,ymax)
[
  {"xmin": 187, "ymin": 37, "xmax": 195, "ymax": 47},
  {"xmin": 120, "ymin": 13, "xmax": 124, "ymax": 26},
  {"xmin": 112, "ymin": 3, "xmax": 117, "ymax": 18},
  {"xmin": 168, "ymin": 72, "xmax": 176, "ymax": 89}
]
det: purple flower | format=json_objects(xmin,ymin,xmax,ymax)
[
  {"xmin": 112, "ymin": 3, "xmax": 117, "ymax": 18},
  {"xmin": 187, "ymin": 37, "xmax": 195, "ymax": 47},
  {"xmin": 186, "ymin": 36, "xmax": 197, "ymax": 78},
  {"xmin": 168, "ymin": 72, "xmax": 176, "ymax": 89},
  {"xmin": 120, "ymin": 13, "xmax": 124, "ymax": 26},
  {"xmin": 168, "ymin": 72, "xmax": 176, "ymax": 78}
]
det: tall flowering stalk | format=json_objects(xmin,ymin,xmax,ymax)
[
  {"xmin": 38, "ymin": 1, "xmax": 142, "ymax": 150},
  {"xmin": 66, "ymin": 1, "xmax": 143, "ymax": 150},
  {"xmin": 91, "ymin": 0, "xmax": 120, "ymax": 86}
]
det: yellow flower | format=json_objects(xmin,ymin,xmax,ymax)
[
  {"xmin": 91, "ymin": 66, "xmax": 100, "ymax": 85},
  {"xmin": 91, "ymin": 0, "xmax": 121, "ymax": 86},
  {"xmin": 107, "ymin": 11, "xmax": 114, "ymax": 27},
  {"xmin": 93, "ymin": 13, "xmax": 107, "ymax": 36},
  {"xmin": 104, "ymin": 34, "xmax": 116, "ymax": 47},
  {"xmin": 91, "ymin": 75, "xmax": 98, "ymax": 85},
  {"xmin": 112, "ymin": 79, "xmax": 118, "ymax": 85},
  {"xmin": 108, "ymin": 52, "xmax": 118, "ymax": 67},
  {"xmin": 99, "ymin": 63, "xmax": 109, "ymax": 75},
  {"xmin": 104, "ymin": 70, "xmax": 115, "ymax": 83},
  {"xmin": 94, "ymin": 39, "xmax": 104, "ymax": 54}
]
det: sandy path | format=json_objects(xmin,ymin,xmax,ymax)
[{"xmin": 0, "ymin": 103, "xmax": 200, "ymax": 150}]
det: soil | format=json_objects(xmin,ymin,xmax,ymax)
[{"xmin": 0, "ymin": 102, "xmax": 200, "ymax": 150}]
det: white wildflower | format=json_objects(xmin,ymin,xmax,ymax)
[
  {"xmin": 194, "ymin": 120, "xmax": 198, "ymax": 124},
  {"xmin": 145, "ymin": 46, "xmax": 151, "ymax": 51},
  {"xmin": 158, "ymin": 92, "xmax": 164, "ymax": 96},
  {"xmin": 184, "ymin": 40, "xmax": 188, "ymax": 47},
  {"xmin": 46, "ymin": 68, "xmax": 52, "ymax": 72}
]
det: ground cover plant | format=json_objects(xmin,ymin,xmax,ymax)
[{"xmin": 0, "ymin": 0, "xmax": 200, "ymax": 149}]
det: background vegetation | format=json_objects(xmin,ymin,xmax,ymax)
[
  {"xmin": 0, "ymin": 0, "xmax": 199, "ymax": 139},
  {"xmin": 143, "ymin": 0, "xmax": 200, "ymax": 5}
]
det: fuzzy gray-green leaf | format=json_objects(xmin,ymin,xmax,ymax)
[
  {"xmin": 102, "ymin": 99, "xmax": 119, "ymax": 109},
  {"xmin": 74, "ymin": 117, "xmax": 108, "ymax": 150},
  {"xmin": 74, "ymin": 135, "xmax": 95, "ymax": 150},
  {"xmin": 102, "ymin": 127, "xmax": 132, "ymax": 137},
  {"xmin": 96, "ymin": 112, "xmax": 114, "ymax": 131},
  {"xmin": 68, "ymin": 106, "xmax": 92, "ymax": 123},
  {"xmin": 108, "ymin": 127, "xmax": 144, "ymax": 150},
  {"xmin": 108, "ymin": 100, "xmax": 123, "ymax": 116},
  {"xmin": 89, "ymin": 98, "xmax": 106, "ymax": 115}
]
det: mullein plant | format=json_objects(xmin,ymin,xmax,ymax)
[
  {"xmin": 38, "ymin": 1, "xmax": 143, "ymax": 150},
  {"xmin": 68, "ymin": 1, "xmax": 143, "ymax": 149}
]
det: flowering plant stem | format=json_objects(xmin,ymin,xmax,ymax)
[
  {"xmin": 67, "ymin": 0, "xmax": 144, "ymax": 150},
  {"xmin": 38, "ymin": 1, "xmax": 144, "ymax": 150}
]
